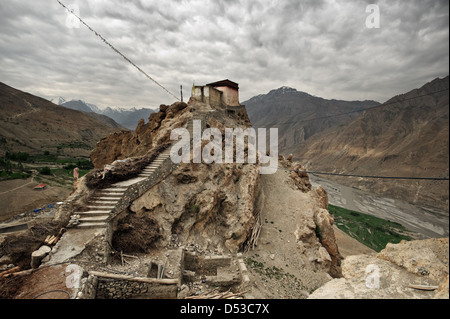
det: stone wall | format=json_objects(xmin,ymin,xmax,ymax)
[
  {"xmin": 182, "ymin": 252, "xmax": 242, "ymax": 291},
  {"xmin": 78, "ymin": 272, "xmax": 178, "ymax": 299},
  {"xmin": 96, "ymin": 279, "xmax": 177, "ymax": 299},
  {"xmin": 208, "ymin": 86, "xmax": 223, "ymax": 108},
  {"xmin": 191, "ymin": 85, "xmax": 224, "ymax": 108},
  {"xmin": 214, "ymin": 86, "xmax": 239, "ymax": 106},
  {"xmin": 108, "ymin": 153, "xmax": 177, "ymax": 222}
]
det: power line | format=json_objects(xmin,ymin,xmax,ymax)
[
  {"xmin": 280, "ymin": 167, "xmax": 449, "ymax": 181},
  {"xmin": 269, "ymin": 88, "xmax": 449, "ymax": 127},
  {"xmin": 56, "ymin": 0, "xmax": 180, "ymax": 102}
]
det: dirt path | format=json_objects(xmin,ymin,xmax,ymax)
[
  {"xmin": 244, "ymin": 170, "xmax": 373, "ymax": 298},
  {"xmin": 11, "ymin": 263, "xmax": 73, "ymax": 299},
  {"xmin": 0, "ymin": 176, "xmax": 35, "ymax": 195}
]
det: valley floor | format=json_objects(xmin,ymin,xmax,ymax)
[
  {"xmin": 309, "ymin": 175, "xmax": 449, "ymax": 239},
  {"xmin": 0, "ymin": 177, "xmax": 71, "ymax": 223}
]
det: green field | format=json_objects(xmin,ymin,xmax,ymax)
[
  {"xmin": 328, "ymin": 204, "xmax": 412, "ymax": 252},
  {"xmin": 0, "ymin": 151, "xmax": 93, "ymax": 183}
]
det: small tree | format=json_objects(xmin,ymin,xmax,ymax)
[{"xmin": 40, "ymin": 167, "xmax": 51, "ymax": 175}]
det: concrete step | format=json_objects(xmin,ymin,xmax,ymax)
[
  {"xmin": 96, "ymin": 192, "xmax": 124, "ymax": 197},
  {"xmin": 102, "ymin": 187, "xmax": 128, "ymax": 192},
  {"xmin": 76, "ymin": 222, "xmax": 108, "ymax": 229},
  {"xmin": 89, "ymin": 199, "xmax": 118, "ymax": 204},
  {"xmin": 87, "ymin": 205, "xmax": 115, "ymax": 210},
  {"xmin": 78, "ymin": 215, "xmax": 109, "ymax": 223},
  {"xmin": 96, "ymin": 187, "xmax": 127, "ymax": 194},
  {"xmin": 89, "ymin": 201, "xmax": 119, "ymax": 205},
  {"xmin": 76, "ymin": 211, "xmax": 111, "ymax": 216},
  {"xmin": 91, "ymin": 196, "xmax": 122, "ymax": 201},
  {"xmin": 112, "ymin": 177, "xmax": 146, "ymax": 187}
]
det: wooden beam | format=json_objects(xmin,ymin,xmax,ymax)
[
  {"xmin": 408, "ymin": 284, "xmax": 438, "ymax": 291},
  {"xmin": 89, "ymin": 271, "xmax": 178, "ymax": 285},
  {"xmin": 0, "ymin": 266, "xmax": 20, "ymax": 278}
]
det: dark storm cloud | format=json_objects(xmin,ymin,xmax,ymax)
[{"xmin": 0, "ymin": 0, "xmax": 448, "ymax": 108}]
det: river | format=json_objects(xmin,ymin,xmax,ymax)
[{"xmin": 309, "ymin": 174, "xmax": 449, "ymax": 239}]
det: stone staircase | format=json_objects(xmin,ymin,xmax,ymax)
[
  {"xmin": 73, "ymin": 149, "xmax": 172, "ymax": 229},
  {"xmin": 71, "ymin": 113, "xmax": 209, "ymax": 230}
]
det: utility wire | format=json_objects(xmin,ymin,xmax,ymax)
[
  {"xmin": 279, "ymin": 167, "xmax": 449, "ymax": 181},
  {"xmin": 56, "ymin": 0, "xmax": 180, "ymax": 101},
  {"xmin": 269, "ymin": 88, "xmax": 449, "ymax": 126}
]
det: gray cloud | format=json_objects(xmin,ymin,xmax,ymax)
[{"xmin": 0, "ymin": 0, "xmax": 448, "ymax": 109}]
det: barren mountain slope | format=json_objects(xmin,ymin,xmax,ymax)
[
  {"xmin": 244, "ymin": 86, "xmax": 379, "ymax": 155},
  {"xmin": 0, "ymin": 82, "xmax": 122, "ymax": 157},
  {"xmin": 298, "ymin": 76, "xmax": 449, "ymax": 210}
]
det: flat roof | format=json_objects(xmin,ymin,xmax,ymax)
[{"xmin": 206, "ymin": 79, "xmax": 239, "ymax": 90}]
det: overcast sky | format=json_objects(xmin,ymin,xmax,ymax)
[{"xmin": 0, "ymin": 0, "xmax": 448, "ymax": 110}]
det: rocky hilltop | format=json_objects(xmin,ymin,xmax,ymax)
[
  {"xmin": 1, "ymin": 89, "xmax": 447, "ymax": 300},
  {"xmin": 86, "ymin": 96, "xmax": 340, "ymax": 264},
  {"xmin": 0, "ymin": 93, "xmax": 345, "ymax": 299},
  {"xmin": 310, "ymin": 238, "xmax": 449, "ymax": 299}
]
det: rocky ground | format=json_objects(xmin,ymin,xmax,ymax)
[
  {"xmin": 309, "ymin": 238, "xmax": 449, "ymax": 299},
  {"xmin": 243, "ymin": 170, "xmax": 331, "ymax": 298},
  {"xmin": 242, "ymin": 166, "xmax": 376, "ymax": 299}
]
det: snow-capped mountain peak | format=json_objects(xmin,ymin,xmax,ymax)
[{"xmin": 50, "ymin": 96, "xmax": 67, "ymax": 105}]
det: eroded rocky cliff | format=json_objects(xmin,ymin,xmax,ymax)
[
  {"xmin": 90, "ymin": 101, "xmax": 192, "ymax": 169},
  {"xmin": 87, "ymin": 97, "xmax": 342, "ymax": 279},
  {"xmin": 309, "ymin": 237, "xmax": 449, "ymax": 299}
]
